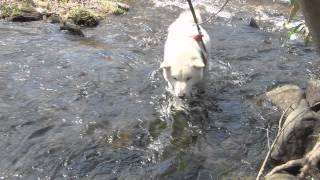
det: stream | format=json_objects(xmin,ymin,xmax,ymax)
[{"xmin": 0, "ymin": 0, "xmax": 319, "ymax": 179}]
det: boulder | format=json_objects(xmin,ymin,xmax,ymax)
[
  {"xmin": 306, "ymin": 79, "xmax": 320, "ymax": 107},
  {"xmin": 266, "ymin": 85, "xmax": 305, "ymax": 113},
  {"xmin": 69, "ymin": 8, "xmax": 99, "ymax": 27},
  {"xmin": 270, "ymin": 99, "xmax": 320, "ymax": 163},
  {"xmin": 5, "ymin": 6, "xmax": 43, "ymax": 22}
]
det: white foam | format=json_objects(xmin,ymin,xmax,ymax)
[{"xmin": 152, "ymin": 0, "xmax": 233, "ymax": 19}]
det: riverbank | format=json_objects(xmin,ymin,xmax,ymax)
[
  {"xmin": 0, "ymin": 0, "xmax": 130, "ymax": 26},
  {"xmin": 0, "ymin": 0, "xmax": 318, "ymax": 179}
]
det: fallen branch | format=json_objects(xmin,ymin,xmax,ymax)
[{"xmin": 255, "ymin": 105, "xmax": 292, "ymax": 180}]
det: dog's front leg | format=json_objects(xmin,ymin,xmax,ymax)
[
  {"xmin": 166, "ymin": 81, "xmax": 174, "ymax": 92},
  {"xmin": 197, "ymin": 80, "xmax": 207, "ymax": 94},
  {"xmin": 196, "ymin": 69, "xmax": 209, "ymax": 95},
  {"xmin": 162, "ymin": 68, "xmax": 174, "ymax": 94}
]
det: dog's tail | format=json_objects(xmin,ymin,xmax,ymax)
[{"xmin": 177, "ymin": 9, "xmax": 203, "ymax": 24}]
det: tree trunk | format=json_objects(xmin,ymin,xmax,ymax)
[{"xmin": 299, "ymin": 0, "xmax": 320, "ymax": 53}]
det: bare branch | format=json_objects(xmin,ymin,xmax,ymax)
[{"xmin": 199, "ymin": 0, "xmax": 230, "ymax": 25}]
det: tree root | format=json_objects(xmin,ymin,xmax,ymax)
[
  {"xmin": 256, "ymin": 105, "xmax": 292, "ymax": 180},
  {"xmin": 266, "ymin": 158, "xmax": 303, "ymax": 177},
  {"xmin": 299, "ymin": 141, "xmax": 320, "ymax": 178},
  {"xmin": 266, "ymin": 141, "xmax": 320, "ymax": 179}
]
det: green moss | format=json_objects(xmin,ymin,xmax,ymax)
[
  {"xmin": 177, "ymin": 152, "xmax": 188, "ymax": 170},
  {"xmin": 0, "ymin": 5, "xmax": 22, "ymax": 18},
  {"xmin": 1, "ymin": 0, "xmax": 129, "ymax": 22},
  {"xmin": 57, "ymin": 0, "xmax": 69, "ymax": 3},
  {"xmin": 69, "ymin": 8, "xmax": 99, "ymax": 27},
  {"xmin": 170, "ymin": 110, "xmax": 195, "ymax": 148},
  {"xmin": 112, "ymin": 7, "xmax": 125, "ymax": 15},
  {"xmin": 100, "ymin": 0, "xmax": 127, "ymax": 15},
  {"xmin": 149, "ymin": 118, "xmax": 167, "ymax": 139}
]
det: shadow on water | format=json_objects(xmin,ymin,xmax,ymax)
[
  {"xmin": 146, "ymin": 94, "xmax": 213, "ymax": 179},
  {"xmin": 0, "ymin": 0, "xmax": 320, "ymax": 179}
]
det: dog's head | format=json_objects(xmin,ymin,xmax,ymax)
[{"xmin": 161, "ymin": 47, "xmax": 205, "ymax": 98}]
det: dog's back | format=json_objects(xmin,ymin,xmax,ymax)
[
  {"xmin": 161, "ymin": 10, "xmax": 211, "ymax": 98},
  {"xmin": 174, "ymin": 10, "xmax": 203, "ymax": 25},
  {"xmin": 167, "ymin": 10, "xmax": 203, "ymax": 40},
  {"xmin": 165, "ymin": 10, "xmax": 210, "ymax": 64}
]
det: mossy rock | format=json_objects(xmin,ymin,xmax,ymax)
[
  {"xmin": 0, "ymin": 5, "xmax": 22, "ymax": 18},
  {"xmin": 0, "ymin": 4, "xmax": 42, "ymax": 21},
  {"xmin": 60, "ymin": 21, "xmax": 85, "ymax": 37},
  {"xmin": 47, "ymin": 14, "xmax": 61, "ymax": 24},
  {"xmin": 69, "ymin": 8, "xmax": 99, "ymax": 27},
  {"xmin": 112, "ymin": 8, "xmax": 126, "ymax": 15},
  {"xmin": 113, "ymin": 2, "xmax": 130, "ymax": 15},
  {"xmin": 100, "ymin": 1, "xmax": 129, "ymax": 15},
  {"xmin": 149, "ymin": 118, "xmax": 167, "ymax": 139}
]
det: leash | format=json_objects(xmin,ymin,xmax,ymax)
[{"xmin": 186, "ymin": 0, "xmax": 208, "ymax": 65}]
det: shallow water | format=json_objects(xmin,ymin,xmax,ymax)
[{"xmin": 0, "ymin": 0, "xmax": 319, "ymax": 179}]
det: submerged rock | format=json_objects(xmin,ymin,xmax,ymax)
[
  {"xmin": 47, "ymin": 14, "xmax": 60, "ymax": 24},
  {"xmin": 249, "ymin": 17, "xmax": 259, "ymax": 28},
  {"xmin": 60, "ymin": 21, "xmax": 85, "ymax": 37}
]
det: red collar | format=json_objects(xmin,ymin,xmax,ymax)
[
  {"xmin": 191, "ymin": 34, "xmax": 207, "ymax": 66},
  {"xmin": 191, "ymin": 34, "xmax": 204, "ymax": 42}
]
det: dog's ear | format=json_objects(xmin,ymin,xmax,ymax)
[
  {"xmin": 192, "ymin": 60, "xmax": 205, "ymax": 69},
  {"xmin": 160, "ymin": 61, "xmax": 171, "ymax": 69}
]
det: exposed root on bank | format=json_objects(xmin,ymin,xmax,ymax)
[
  {"xmin": 299, "ymin": 141, "xmax": 320, "ymax": 178},
  {"xmin": 266, "ymin": 158, "xmax": 303, "ymax": 177},
  {"xmin": 265, "ymin": 140, "xmax": 320, "ymax": 179}
]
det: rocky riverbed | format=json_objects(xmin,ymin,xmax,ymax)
[{"xmin": 0, "ymin": 0, "xmax": 319, "ymax": 179}]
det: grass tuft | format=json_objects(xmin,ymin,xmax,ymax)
[
  {"xmin": 69, "ymin": 7, "xmax": 99, "ymax": 27},
  {"xmin": 0, "ymin": 4, "xmax": 22, "ymax": 18}
]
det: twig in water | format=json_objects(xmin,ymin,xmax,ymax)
[
  {"xmin": 266, "ymin": 127, "xmax": 270, "ymax": 150},
  {"xmin": 256, "ymin": 127, "xmax": 271, "ymax": 149},
  {"xmin": 255, "ymin": 105, "xmax": 292, "ymax": 180}
]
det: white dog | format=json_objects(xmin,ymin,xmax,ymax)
[{"xmin": 160, "ymin": 10, "xmax": 210, "ymax": 98}]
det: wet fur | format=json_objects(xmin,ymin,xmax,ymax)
[{"xmin": 160, "ymin": 10, "xmax": 210, "ymax": 98}]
